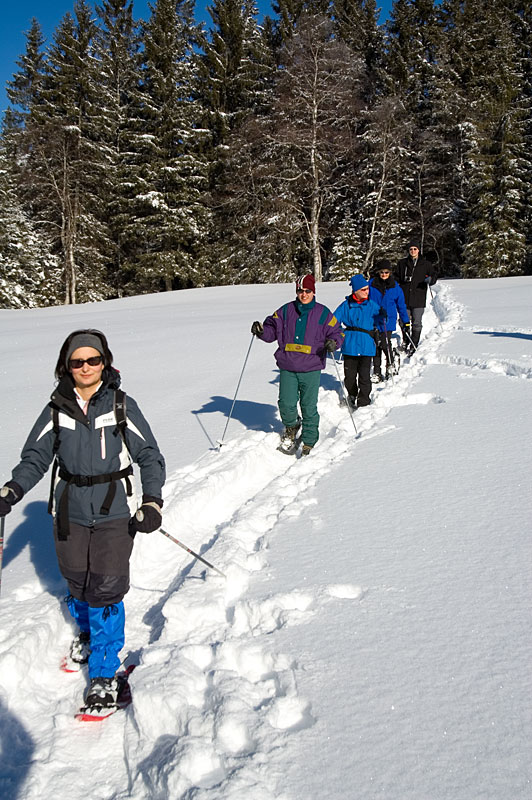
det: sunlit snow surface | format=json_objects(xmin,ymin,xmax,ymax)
[{"xmin": 0, "ymin": 278, "xmax": 530, "ymax": 799}]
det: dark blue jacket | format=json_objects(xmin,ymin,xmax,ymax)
[
  {"xmin": 369, "ymin": 277, "xmax": 409, "ymax": 333},
  {"xmin": 12, "ymin": 368, "xmax": 165, "ymax": 527}
]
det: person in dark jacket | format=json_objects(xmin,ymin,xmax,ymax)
[
  {"xmin": 334, "ymin": 274, "xmax": 380, "ymax": 408},
  {"xmin": 369, "ymin": 259, "xmax": 410, "ymax": 381},
  {"xmin": 396, "ymin": 240, "xmax": 438, "ymax": 352},
  {"xmin": 0, "ymin": 329, "xmax": 165, "ymax": 712},
  {"xmin": 251, "ymin": 274, "xmax": 343, "ymax": 455}
]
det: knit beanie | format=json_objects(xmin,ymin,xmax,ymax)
[
  {"xmin": 408, "ymin": 239, "xmax": 421, "ymax": 251},
  {"xmin": 66, "ymin": 333, "xmax": 104, "ymax": 366},
  {"xmin": 350, "ymin": 274, "xmax": 369, "ymax": 292},
  {"xmin": 296, "ymin": 273, "xmax": 316, "ymax": 293}
]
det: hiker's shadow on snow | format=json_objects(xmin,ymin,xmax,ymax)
[
  {"xmin": 2, "ymin": 501, "xmax": 63, "ymax": 596},
  {"xmin": 0, "ymin": 698, "xmax": 34, "ymax": 800},
  {"xmin": 320, "ymin": 372, "xmax": 342, "ymax": 392},
  {"xmin": 192, "ymin": 396, "xmax": 280, "ymax": 436},
  {"xmin": 474, "ymin": 330, "xmax": 532, "ymax": 341}
]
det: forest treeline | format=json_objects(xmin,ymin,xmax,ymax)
[{"xmin": 0, "ymin": 0, "xmax": 531, "ymax": 307}]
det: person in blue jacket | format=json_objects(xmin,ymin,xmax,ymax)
[
  {"xmin": 334, "ymin": 274, "xmax": 380, "ymax": 408},
  {"xmin": 369, "ymin": 259, "xmax": 411, "ymax": 381},
  {"xmin": 0, "ymin": 329, "xmax": 165, "ymax": 713}
]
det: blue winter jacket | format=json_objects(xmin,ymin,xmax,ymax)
[
  {"xmin": 334, "ymin": 295, "xmax": 380, "ymax": 356},
  {"xmin": 369, "ymin": 277, "xmax": 409, "ymax": 333}
]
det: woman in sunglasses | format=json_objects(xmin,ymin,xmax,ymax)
[
  {"xmin": 0, "ymin": 329, "xmax": 165, "ymax": 714},
  {"xmin": 368, "ymin": 259, "xmax": 410, "ymax": 381}
]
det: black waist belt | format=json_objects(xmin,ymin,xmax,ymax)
[
  {"xmin": 344, "ymin": 325, "xmax": 377, "ymax": 340},
  {"xmin": 52, "ymin": 464, "xmax": 133, "ymax": 540}
]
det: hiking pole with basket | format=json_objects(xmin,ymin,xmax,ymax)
[
  {"xmin": 401, "ymin": 322, "xmax": 418, "ymax": 355},
  {"xmin": 217, "ymin": 335, "xmax": 254, "ymax": 448},
  {"xmin": 382, "ymin": 319, "xmax": 396, "ymax": 383}
]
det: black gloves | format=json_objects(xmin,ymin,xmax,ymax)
[
  {"xmin": 379, "ymin": 307, "xmax": 388, "ymax": 320},
  {"xmin": 324, "ymin": 339, "xmax": 337, "ymax": 353},
  {"xmin": 130, "ymin": 495, "xmax": 163, "ymax": 534},
  {"xmin": 251, "ymin": 321, "xmax": 264, "ymax": 337},
  {"xmin": 0, "ymin": 481, "xmax": 24, "ymax": 517}
]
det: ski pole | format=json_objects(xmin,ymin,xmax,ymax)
[
  {"xmin": 217, "ymin": 335, "xmax": 254, "ymax": 448},
  {"xmin": 330, "ymin": 353, "xmax": 358, "ymax": 435},
  {"xmin": 0, "ymin": 517, "xmax": 5, "ymax": 597},
  {"xmin": 382, "ymin": 320, "xmax": 395, "ymax": 383},
  {"xmin": 159, "ymin": 527, "xmax": 226, "ymax": 578},
  {"xmin": 402, "ymin": 324, "xmax": 418, "ymax": 353}
]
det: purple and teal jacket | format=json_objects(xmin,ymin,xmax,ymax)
[{"xmin": 261, "ymin": 299, "xmax": 343, "ymax": 372}]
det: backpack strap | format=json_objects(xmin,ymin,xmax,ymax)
[
  {"xmin": 48, "ymin": 391, "xmax": 132, "ymax": 538},
  {"xmin": 113, "ymin": 389, "xmax": 129, "ymax": 451},
  {"xmin": 47, "ymin": 407, "xmax": 61, "ymax": 516}
]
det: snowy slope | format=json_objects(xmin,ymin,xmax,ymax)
[{"xmin": 0, "ymin": 278, "xmax": 531, "ymax": 800}]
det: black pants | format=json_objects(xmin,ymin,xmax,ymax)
[
  {"xmin": 343, "ymin": 355, "xmax": 372, "ymax": 406},
  {"xmin": 54, "ymin": 518, "xmax": 134, "ymax": 607},
  {"xmin": 373, "ymin": 332, "xmax": 393, "ymax": 374}
]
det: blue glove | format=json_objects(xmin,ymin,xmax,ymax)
[{"xmin": 424, "ymin": 276, "xmax": 431, "ymax": 284}]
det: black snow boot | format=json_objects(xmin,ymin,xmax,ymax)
[{"xmin": 84, "ymin": 676, "xmax": 119, "ymax": 710}]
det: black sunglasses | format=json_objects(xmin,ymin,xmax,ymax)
[{"xmin": 69, "ymin": 356, "xmax": 104, "ymax": 370}]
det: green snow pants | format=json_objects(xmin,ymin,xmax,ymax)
[{"xmin": 278, "ymin": 369, "xmax": 321, "ymax": 447}]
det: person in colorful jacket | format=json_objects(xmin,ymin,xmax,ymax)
[
  {"xmin": 369, "ymin": 259, "xmax": 410, "ymax": 381},
  {"xmin": 251, "ymin": 274, "xmax": 343, "ymax": 455},
  {"xmin": 334, "ymin": 274, "xmax": 381, "ymax": 408},
  {"xmin": 0, "ymin": 329, "xmax": 165, "ymax": 713}
]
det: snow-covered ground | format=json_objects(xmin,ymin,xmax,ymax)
[{"xmin": 0, "ymin": 277, "xmax": 530, "ymax": 800}]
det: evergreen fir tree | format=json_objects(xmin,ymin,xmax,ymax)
[
  {"xmin": 4, "ymin": 19, "xmax": 46, "ymax": 141},
  {"xmin": 126, "ymin": 0, "xmax": 210, "ymax": 292},
  {"xmin": 94, "ymin": 0, "xmax": 144, "ymax": 294},
  {"xmin": 22, "ymin": 1, "xmax": 114, "ymax": 303},
  {"xmin": 0, "ymin": 147, "xmax": 59, "ymax": 308},
  {"xmin": 384, "ymin": 0, "xmax": 443, "ymax": 251},
  {"xmin": 198, "ymin": 0, "xmax": 274, "ymax": 282},
  {"xmin": 461, "ymin": 0, "xmax": 529, "ymax": 277},
  {"xmin": 331, "ymin": 0, "xmax": 384, "ymax": 104}
]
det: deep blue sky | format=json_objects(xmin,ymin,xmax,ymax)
[{"xmin": 1, "ymin": 1, "xmax": 393, "ymax": 115}]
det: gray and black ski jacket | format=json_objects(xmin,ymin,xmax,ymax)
[{"xmin": 11, "ymin": 368, "xmax": 165, "ymax": 528}]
